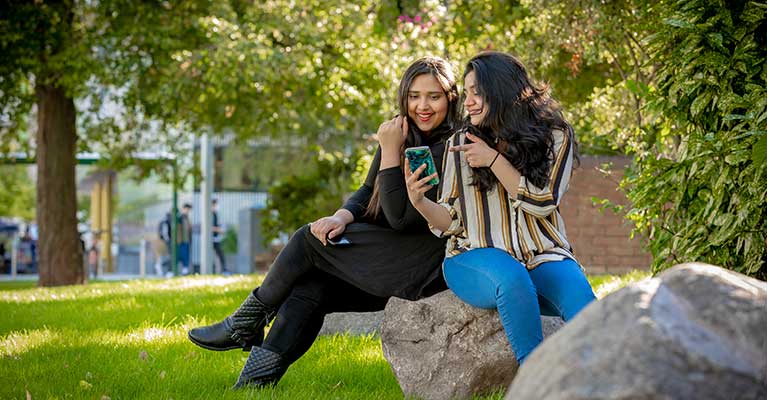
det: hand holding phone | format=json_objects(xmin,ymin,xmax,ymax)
[
  {"xmin": 404, "ymin": 146, "xmax": 439, "ymax": 186},
  {"xmin": 327, "ymin": 235, "xmax": 352, "ymax": 246}
]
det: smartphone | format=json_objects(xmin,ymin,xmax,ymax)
[
  {"xmin": 327, "ymin": 236, "xmax": 352, "ymax": 246},
  {"xmin": 405, "ymin": 146, "xmax": 439, "ymax": 186}
]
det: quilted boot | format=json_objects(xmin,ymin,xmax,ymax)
[
  {"xmin": 188, "ymin": 291, "xmax": 276, "ymax": 351},
  {"xmin": 233, "ymin": 346, "xmax": 288, "ymax": 389}
]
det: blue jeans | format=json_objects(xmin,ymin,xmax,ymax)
[
  {"xmin": 443, "ymin": 248, "xmax": 596, "ymax": 363},
  {"xmin": 177, "ymin": 242, "xmax": 190, "ymax": 269}
]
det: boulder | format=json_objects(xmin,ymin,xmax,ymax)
[
  {"xmin": 319, "ymin": 311, "xmax": 383, "ymax": 336},
  {"xmin": 381, "ymin": 290, "xmax": 564, "ymax": 400},
  {"xmin": 507, "ymin": 263, "xmax": 767, "ymax": 400}
]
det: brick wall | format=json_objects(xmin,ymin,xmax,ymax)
[{"xmin": 559, "ymin": 156, "xmax": 652, "ymax": 275}]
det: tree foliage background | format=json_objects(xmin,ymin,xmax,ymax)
[
  {"xmin": 1, "ymin": 0, "xmax": 764, "ymax": 283},
  {"xmin": 0, "ymin": 166, "xmax": 35, "ymax": 221}
]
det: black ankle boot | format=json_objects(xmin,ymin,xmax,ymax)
[
  {"xmin": 233, "ymin": 346, "xmax": 288, "ymax": 389},
  {"xmin": 188, "ymin": 291, "xmax": 276, "ymax": 351}
]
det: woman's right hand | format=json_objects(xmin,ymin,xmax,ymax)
[
  {"xmin": 404, "ymin": 158, "xmax": 438, "ymax": 208},
  {"xmin": 309, "ymin": 215, "xmax": 347, "ymax": 246},
  {"xmin": 377, "ymin": 115, "xmax": 408, "ymax": 152}
]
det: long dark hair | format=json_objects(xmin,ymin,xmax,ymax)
[
  {"xmin": 365, "ymin": 56, "xmax": 460, "ymax": 218},
  {"xmin": 463, "ymin": 51, "xmax": 578, "ymax": 192}
]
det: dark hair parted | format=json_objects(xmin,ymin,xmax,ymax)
[
  {"xmin": 463, "ymin": 51, "xmax": 578, "ymax": 192},
  {"xmin": 365, "ymin": 56, "xmax": 461, "ymax": 218}
]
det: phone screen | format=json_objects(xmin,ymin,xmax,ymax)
[
  {"xmin": 405, "ymin": 146, "xmax": 439, "ymax": 186},
  {"xmin": 327, "ymin": 236, "xmax": 352, "ymax": 246}
]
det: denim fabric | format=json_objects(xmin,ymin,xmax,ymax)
[
  {"xmin": 177, "ymin": 242, "xmax": 190, "ymax": 268},
  {"xmin": 443, "ymin": 248, "xmax": 595, "ymax": 363}
]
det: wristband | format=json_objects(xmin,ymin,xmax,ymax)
[{"xmin": 489, "ymin": 151, "xmax": 501, "ymax": 168}]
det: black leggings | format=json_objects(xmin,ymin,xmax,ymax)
[
  {"xmin": 254, "ymin": 225, "xmax": 388, "ymax": 363},
  {"xmin": 256, "ymin": 225, "xmax": 319, "ymax": 307},
  {"xmin": 261, "ymin": 269, "xmax": 388, "ymax": 364}
]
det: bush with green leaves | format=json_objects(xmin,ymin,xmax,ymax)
[
  {"xmin": 625, "ymin": 0, "xmax": 767, "ymax": 279},
  {"xmin": 221, "ymin": 228, "xmax": 238, "ymax": 254},
  {"xmin": 259, "ymin": 145, "xmax": 372, "ymax": 245},
  {"xmin": 0, "ymin": 166, "xmax": 35, "ymax": 221}
]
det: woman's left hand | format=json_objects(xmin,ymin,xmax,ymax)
[{"xmin": 449, "ymin": 131, "xmax": 499, "ymax": 168}]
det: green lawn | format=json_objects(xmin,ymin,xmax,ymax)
[{"xmin": 0, "ymin": 272, "xmax": 650, "ymax": 399}]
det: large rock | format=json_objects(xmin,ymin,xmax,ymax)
[
  {"xmin": 319, "ymin": 311, "xmax": 383, "ymax": 336},
  {"xmin": 382, "ymin": 290, "xmax": 564, "ymax": 400},
  {"xmin": 507, "ymin": 263, "xmax": 767, "ymax": 400}
]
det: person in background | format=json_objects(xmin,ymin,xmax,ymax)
[
  {"xmin": 178, "ymin": 203, "xmax": 192, "ymax": 275},
  {"xmin": 211, "ymin": 199, "xmax": 229, "ymax": 274},
  {"xmin": 18, "ymin": 228, "xmax": 36, "ymax": 274},
  {"xmin": 87, "ymin": 234, "xmax": 100, "ymax": 279},
  {"xmin": 158, "ymin": 211, "xmax": 172, "ymax": 256},
  {"xmin": 155, "ymin": 210, "xmax": 173, "ymax": 276},
  {"xmin": 0, "ymin": 241, "xmax": 7, "ymax": 274}
]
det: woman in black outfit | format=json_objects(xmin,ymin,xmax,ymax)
[{"xmin": 188, "ymin": 56, "xmax": 460, "ymax": 388}]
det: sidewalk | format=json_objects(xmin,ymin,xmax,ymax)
[{"xmin": 0, "ymin": 273, "xmax": 167, "ymax": 282}]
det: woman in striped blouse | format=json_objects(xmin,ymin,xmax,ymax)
[{"xmin": 405, "ymin": 51, "xmax": 596, "ymax": 364}]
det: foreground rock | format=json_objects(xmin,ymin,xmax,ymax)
[
  {"xmin": 382, "ymin": 290, "xmax": 564, "ymax": 400},
  {"xmin": 507, "ymin": 263, "xmax": 767, "ymax": 400}
]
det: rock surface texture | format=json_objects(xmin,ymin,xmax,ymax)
[
  {"xmin": 507, "ymin": 263, "xmax": 767, "ymax": 400},
  {"xmin": 319, "ymin": 311, "xmax": 383, "ymax": 336},
  {"xmin": 382, "ymin": 290, "xmax": 564, "ymax": 400}
]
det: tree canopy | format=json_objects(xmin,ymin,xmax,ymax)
[{"xmin": 1, "ymin": 0, "xmax": 764, "ymax": 284}]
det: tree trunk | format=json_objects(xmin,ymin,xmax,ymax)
[{"xmin": 35, "ymin": 83, "xmax": 84, "ymax": 286}]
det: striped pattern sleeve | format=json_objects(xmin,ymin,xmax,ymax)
[
  {"xmin": 515, "ymin": 127, "xmax": 574, "ymax": 217},
  {"xmin": 430, "ymin": 132, "xmax": 464, "ymax": 238}
]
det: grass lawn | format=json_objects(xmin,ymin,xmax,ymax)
[{"xmin": 0, "ymin": 272, "xmax": 650, "ymax": 399}]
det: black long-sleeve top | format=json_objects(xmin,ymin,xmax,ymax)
[
  {"xmin": 342, "ymin": 139, "xmax": 447, "ymax": 232},
  {"xmin": 310, "ymin": 131, "xmax": 452, "ymax": 300}
]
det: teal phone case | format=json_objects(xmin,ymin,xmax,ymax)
[{"xmin": 405, "ymin": 146, "xmax": 439, "ymax": 186}]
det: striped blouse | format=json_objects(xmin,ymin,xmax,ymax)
[{"xmin": 429, "ymin": 127, "xmax": 577, "ymax": 269}]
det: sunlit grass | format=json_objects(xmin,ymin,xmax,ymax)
[
  {"xmin": 0, "ymin": 271, "xmax": 648, "ymax": 399},
  {"xmin": 589, "ymin": 270, "xmax": 652, "ymax": 299},
  {"xmin": 0, "ymin": 274, "xmax": 405, "ymax": 400}
]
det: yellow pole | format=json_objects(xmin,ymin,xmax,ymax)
[
  {"xmin": 100, "ymin": 173, "xmax": 114, "ymax": 273},
  {"xmin": 91, "ymin": 182, "xmax": 102, "ymax": 235},
  {"xmin": 90, "ymin": 181, "xmax": 102, "ymax": 277}
]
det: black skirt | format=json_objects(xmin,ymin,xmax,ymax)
[{"xmin": 300, "ymin": 222, "xmax": 448, "ymax": 301}]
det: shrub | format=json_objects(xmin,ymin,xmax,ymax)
[
  {"xmin": 625, "ymin": 0, "xmax": 767, "ymax": 279},
  {"xmin": 221, "ymin": 228, "xmax": 237, "ymax": 254}
]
